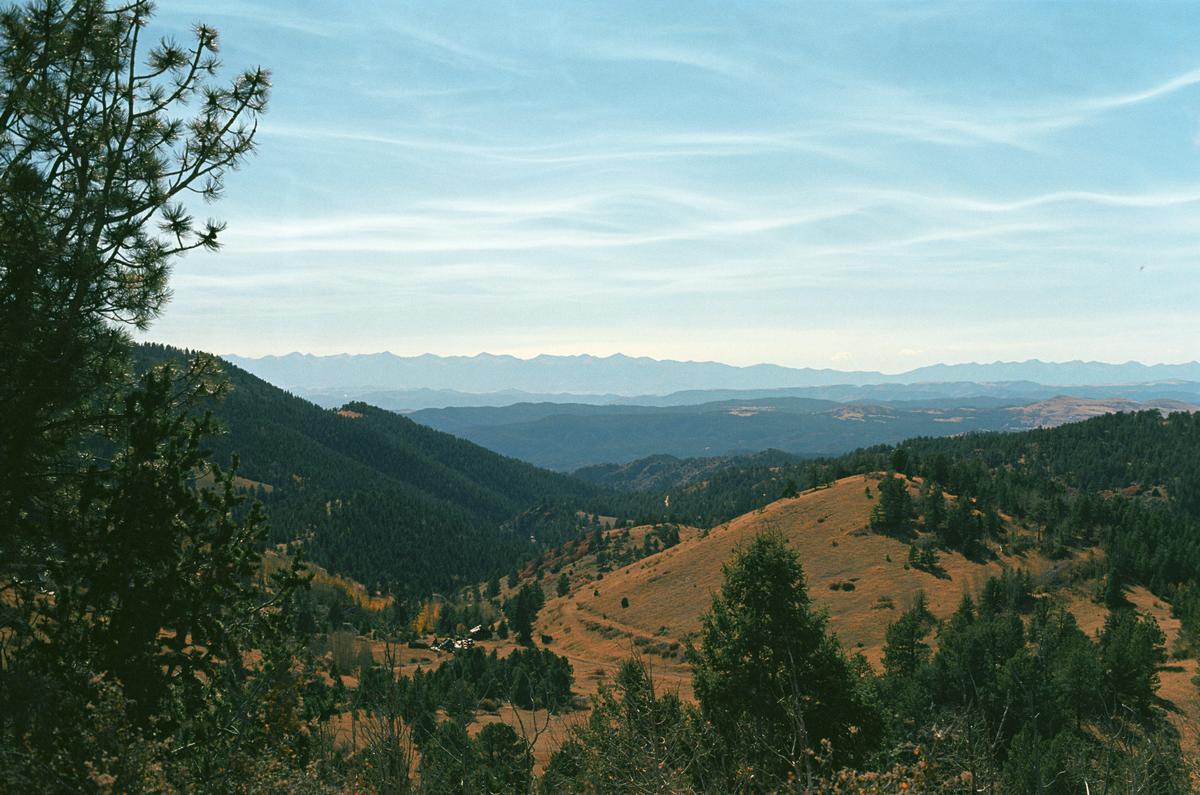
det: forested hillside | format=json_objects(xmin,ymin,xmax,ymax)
[
  {"xmin": 881, "ymin": 411, "xmax": 1200, "ymax": 644},
  {"xmin": 521, "ymin": 412, "xmax": 1200, "ymax": 792},
  {"xmin": 618, "ymin": 410, "xmax": 1200, "ymax": 625},
  {"xmin": 585, "ymin": 411, "xmax": 1200, "ymax": 569},
  {"xmin": 574, "ymin": 449, "xmax": 802, "ymax": 493},
  {"xmin": 136, "ymin": 344, "xmax": 607, "ymax": 595}
]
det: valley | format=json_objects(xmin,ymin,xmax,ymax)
[{"xmin": 137, "ymin": 345, "xmax": 1200, "ymax": 787}]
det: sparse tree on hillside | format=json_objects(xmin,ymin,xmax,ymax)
[
  {"xmin": 882, "ymin": 607, "xmax": 933, "ymax": 679},
  {"xmin": 504, "ymin": 581, "xmax": 545, "ymax": 645},
  {"xmin": 923, "ymin": 483, "xmax": 946, "ymax": 537},
  {"xmin": 871, "ymin": 472, "xmax": 913, "ymax": 536},
  {"xmin": 1098, "ymin": 609, "xmax": 1167, "ymax": 715}
]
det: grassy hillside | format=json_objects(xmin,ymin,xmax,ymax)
[
  {"xmin": 521, "ymin": 474, "xmax": 1200, "ymax": 760},
  {"xmin": 207, "ymin": 401, "xmax": 1200, "ymax": 775},
  {"xmin": 135, "ymin": 344, "xmax": 608, "ymax": 595},
  {"xmin": 536, "ymin": 476, "xmax": 1050, "ymax": 694}
]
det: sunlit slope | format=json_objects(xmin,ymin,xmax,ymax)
[{"xmin": 538, "ymin": 474, "xmax": 1079, "ymax": 698}]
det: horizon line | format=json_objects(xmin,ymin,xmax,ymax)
[{"xmin": 215, "ymin": 349, "xmax": 1200, "ymax": 373}]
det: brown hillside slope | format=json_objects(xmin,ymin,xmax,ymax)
[
  {"xmin": 499, "ymin": 474, "xmax": 1198, "ymax": 768},
  {"xmin": 538, "ymin": 474, "xmax": 1084, "ymax": 703}
]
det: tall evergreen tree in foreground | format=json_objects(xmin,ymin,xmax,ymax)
[
  {"xmin": 689, "ymin": 530, "xmax": 880, "ymax": 790},
  {"xmin": 0, "ymin": 0, "xmax": 266, "ymax": 527},
  {"xmin": 544, "ymin": 532, "xmax": 885, "ymax": 793},
  {"xmin": 0, "ymin": 2, "xmax": 329, "ymax": 789}
]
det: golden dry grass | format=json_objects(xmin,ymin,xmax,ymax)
[
  {"xmin": 193, "ymin": 470, "xmax": 274, "ymax": 493},
  {"xmin": 261, "ymin": 551, "xmax": 394, "ymax": 612},
  {"xmin": 1008, "ymin": 396, "xmax": 1200, "ymax": 428},
  {"xmin": 542, "ymin": 474, "xmax": 1070, "ymax": 673}
]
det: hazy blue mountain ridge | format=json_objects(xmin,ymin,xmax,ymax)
[{"xmin": 226, "ymin": 351, "xmax": 1200, "ymax": 404}]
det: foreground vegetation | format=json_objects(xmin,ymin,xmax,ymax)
[{"xmin": 543, "ymin": 533, "xmax": 1191, "ymax": 793}]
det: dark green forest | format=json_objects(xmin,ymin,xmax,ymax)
[{"xmin": 135, "ymin": 343, "xmax": 607, "ymax": 596}]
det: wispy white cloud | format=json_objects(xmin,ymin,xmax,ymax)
[
  {"xmin": 1086, "ymin": 67, "xmax": 1200, "ymax": 110},
  {"xmin": 373, "ymin": 19, "xmax": 530, "ymax": 76},
  {"xmin": 581, "ymin": 40, "xmax": 755, "ymax": 80},
  {"xmin": 840, "ymin": 187, "xmax": 1200, "ymax": 214},
  {"xmin": 819, "ymin": 65, "xmax": 1200, "ymax": 151},
  {"xmin": 150, "ymin": 2, "xmax": 1200, "ymax": 367},
  {"xmin": 260, "ymin": 123, "xmax": 863, "ymax": 165}
]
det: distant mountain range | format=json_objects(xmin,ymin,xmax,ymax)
[{"xmin": 225, "ymin": 352, "xmax": 1200, "ymax": 402}]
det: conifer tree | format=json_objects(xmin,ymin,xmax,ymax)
[
  {"xmin": 690, "ymin": 531, "xmax": 879, "ymax": 788},
  {"xmin": 0, "ymin": 0, "xmax": 268, "ymax": 535},
  {"xmin": 0, "ymin": 3, "xmax": 328, "ymax": 789},
  {"xmin": 870, "ymin": 472, "xmax": 913, "ymax": 536}
]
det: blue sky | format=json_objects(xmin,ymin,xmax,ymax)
[{"xmin": 143, "ymin": 1, "xmax": 1200, "ymax": 371}]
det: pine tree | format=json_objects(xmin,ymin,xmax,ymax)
[
  {"xmin": 690, "ymin": 531, "xmax": 879, "ymax": 787},
  {"xmin": 550, "ymin": 657, "xmax": 703, "ymax": 793},
  {"xmin": 924, "ymin": 483, "xmax": 947, "ymax": 537},
  {"xmin": 870, "ymin": 472, "xmax": 913, "ymax": 536},
  {"xmin": 0, "ymin": 0, "xmax": 268, "ymax": 538},
  {"xmin": 1098, "ymin": 609, "xmax": 1166, "ymax": 715},
  {"xmin": 504, "ymin": 581, "xmax": 545, "ymax": 645},
  {"xmin": 882, "ymin": 608, "xmax": 932, "ymax": 678},
  {"xmin": 474, "ymin": 723, "xmax": 533, "ymax": 793},
  {"xmin": 0, "ymin": 4, "xmax": 337, "ymax": 788}
]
